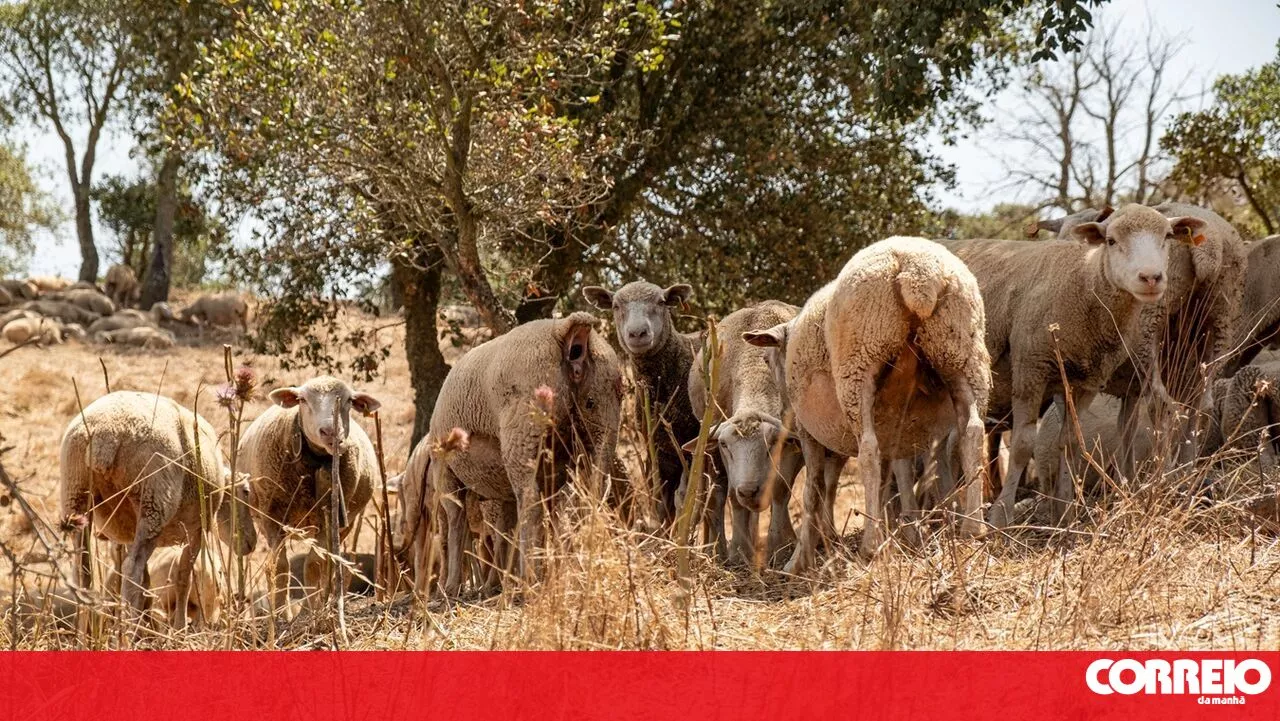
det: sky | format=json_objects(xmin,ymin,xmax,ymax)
[{"xmin": 18, "ymin": 0, "xmax": 1280, "ymax": 278}]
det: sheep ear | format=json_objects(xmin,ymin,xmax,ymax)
[
  {"xmin": 269, "ymin": 387, "xmax": 303, "ymax": 408},
  {"xmin": 1096, "ymin": 206, "xmax": 1115, "ymax": 223},
  {"xmin": 1071, "ymin": 222, "xmax": 1106, "ymax": 245},
  {"xmin": 742, "ymin": 324, "xmax": 786, "ymax": 348},
  {"xmin": 1029, "ymin": 217, "xmax": 1064, "ymax": 238},
  {"xmin": 582, "ymin": 286, "xmax": 613, "ymax": 310},
  {"xmin": 1170, "ymin": 216, "xmax": 1207, "ymax": 245},
  {"xmin": 663, "ymin": 284, "xmax": 693, "ymax": 308},
  {"xmin": 351, "ymin": 391, "xmax": 381, "ymax": 416},
  {"xmin": 681, "ymin": 425, "xmax": 719, "ymax": 454},
  {"xmin": 562, "ymin": 320, "xmax": 593, "ymax": 384}
]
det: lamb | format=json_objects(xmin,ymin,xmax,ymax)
[
  {"xmin": 685, "ymin": 300, "xmax": 802, "ymax": 566},
  {"xmin": 20, "ymin": 299, "xmax": 100, "ymax": 326},
  {"xmin": 1227, "ymin": 234, "xmax": 1280, "ymax": 374},
  {"xmin": 938, "ymin": 203, "xmax": 1206, "ymax": 526},
  {"xmin": 238, "ymin": 375, "xmax": 382, "ymax": 613},
  {"xmin": 179, "ymin": 293, "xmax": 249, "ymax": 331},
  {"xmin": 583, "ymin": 281, "xmax": 698, "ymax": 526},
  {"xmin": 103, "ymin": 264, "xmax": 139, "ymax": 308},
  {"xmin": 96, "ymin": 326, "xmax": 177, "ymax": 350},
  {"xmin": 147, "ymin": 546, "xmax": 223, "ymax": 627},
  {"xmin": 59, "ymin": 391, "xmax": 255, "ymax": 628},
  {"xmin": 744, "ymin": 236, "xmax": 991, "ymax": 567},
  {"xmin": 426, "ymin": 312, "xmax": 622, "ymax": 594},
  {"xmin": 48, "ymin": 288, "xmax": 116, "ymax": 316}
]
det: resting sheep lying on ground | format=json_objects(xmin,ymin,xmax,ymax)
[
  {"xmin": 95, "ymin": 326, "xmax": 177, "ymax": 350},
  {"xmin": 583, "ymin": 282, "xmax": 698, "ymax": 527},
  {"xmin": 48, "ymin": 288, "xmax": 116, "ymax": 316},
  {"xmin": 238, "ymin": 375, "xmax": 381, "ymax": 614},
  {"xmin": 425, "ymin": 312, "xmax": 622, "ymax": 595},
  {"xmin": 745, "ymin": 236, "xmax": 991, "ymax": 568},
  {"xmin": 21, "ymin": 299, "xmax": 100, "ymax": 327},
  {"xmin": 59, "ymin": 391, "xmax": 254, "ymax": 628},
  {"xmin": 940, "ymin": 204, "xmax": 1205, "ymax": 527},
  {"xmin": 686, "ymin": 300, "xmax": 801, "ymax": 566},
  {"xmin": 87, "ymin": 303, "xmax": 174, "ymax": 336}
]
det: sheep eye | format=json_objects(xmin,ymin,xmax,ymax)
[
  {"xmin": 1165, "ymin": 232, "xmax": 1174, "ymax": 240},
  {"xmin": 1106, "ymin": 237, "xmax": 1116, "ymax": 246}
]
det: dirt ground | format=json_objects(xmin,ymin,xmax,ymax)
[{"xmin": 1, "ymin": 302, "xmax": 1278, "ymax": 650}]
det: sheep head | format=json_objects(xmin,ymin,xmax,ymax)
[
  {"xmin": 1071, "ymin": 204, "xmax": 1205, "ymax": 304},
  {"xmin": 583, "ymin": 281, "xmax": 692, "ymax": 357},
  {"xmin": 268, "ymin": 375, "xmax": 381, "ymax": 455}
]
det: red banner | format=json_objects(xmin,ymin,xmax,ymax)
[{"xmin": 1, "ymin": 651, "xmax": 1276, "ymax": 720}]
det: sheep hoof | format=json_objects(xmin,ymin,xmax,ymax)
[{"xmin": 987, "ymin": 501, "xmax": 1013, "ymax": 529}]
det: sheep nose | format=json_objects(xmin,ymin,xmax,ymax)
[
  {"xmin": 1138, "ymin": 272, "xmax": 1163, "ymax": 287},
  {"xmin": 735, "ymin": 484, "xmax": 762, "ymax": 508},
  {"xmin": 626, "ymin": 327, "xmax": 650, "ymax": 342},
  {"xmin": 318, "ymin": 426, "xmax": 338, "ymax": 444}
]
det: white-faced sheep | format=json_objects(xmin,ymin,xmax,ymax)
[
  {"xmin": 2, "ymin": 316, "xmax": 67, "ymax": 346},
  {"xmin": 685, "ymin": 300, "xmax": 802, "ymax": 567},
  {"xmin": 238, "ymin": 376, "xmax": 381, "ymax": 613},
  {"xmin": 179, "ymin": 293, "xmax": 249, "ymax": 331},
  {"xmin": 59, "ymin": 391, "xmax": 255, "ymax": 628},
  {"xmin": 745, "ymin": 236, "xmax": 991, "ymax": 567},
  {"xmin": 940, "ymin": 203, "xmax": 1206, "ymax": 526},
  {"xmin": 425, "ymin": 312, "xmax": 622, "ymax": 594},
  {"xmin": 104, "ymin": 264, "xmax": 139, "ymax": 308},
  {"xmin": 583, "ymin": 282, "xmax": 698, "ymax": 526}
]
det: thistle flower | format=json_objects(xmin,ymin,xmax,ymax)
[
  {"xmin": 233, "ymin": 365, "xmax": 259, "ymax": 402},
  {"xmin": 432, "ymin": 427, "xmax": 471, "ymax": 459},
  {"xmin": 213, "ymin": 383, "xmax": 238, "ymax": 410}
]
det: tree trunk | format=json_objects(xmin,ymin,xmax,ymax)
[
  {"xmin": 140, "ymin": 153, "xmax": 181, "ymax": 309},
  {"xmin": 393, "ymin": 240, "xmax": 450, "ymax": 451},
  {"xmin": 74, "ymin": 184, "xmax": 98, "ymax": 282}
]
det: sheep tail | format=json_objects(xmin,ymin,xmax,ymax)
[
  {"xmin": 85, "ymin": 431, "xmax": 121, "ymax": 474},
  {"xmin": 895, "ymin": 259, "xmax": 946, "ymax": 321}
]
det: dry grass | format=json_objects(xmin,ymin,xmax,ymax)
[{"xmin": 0, "ymin": 305, "xmax": 1278, "ymax": 650}]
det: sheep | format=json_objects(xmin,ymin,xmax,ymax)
[
  {"xmin": 1028, "ymin": 207, "xmax": 1113, "ymax": 239},
  {"xmin": 1033, "ymin": 394, "xmax": 1154, "ymax": 502},
  {"xmin": 1227, "ymin": 234, "xmax": 1280, "ymax": 374},
  {"xmin": 179, "ymin": 293, "xmax": 249, "ymax": 331},
  {"xmin": 96, "ymin": 326, "xmax": 177, "ymax": 350},
  {"xmin": 147, "ymin": 546, "xmax": 223, "ymax": 627},
  {"xmin": 583, "ymin": 281, "xmax": 698, "ymax": 526},
  {"xmin": 1200, "ymin": 362, "xmax": 1280, "ymax": 474},
  {"xmin": 287, "ymin": 551, "xmax": 379, "ymax": 602},
  {"xmin": 103, "ymin": 264, "xmax": 139, "ymax": 308},
  {"xmin": 28, "ymin": 275, "xmax": 71, "ymax": 293},
  {"xmin": 0, "ymin": 286, "xmax": 10, "ymax": 306},
  {"xmin": 1, "ymin": 316, "xmax": 62, "ymax": 346},
  {"xmin": 48, "ymin": 288, "xmax": 116, "ymax": 316},
  {"xmin": 744, "ymin": 237, "xmax": 991, "ymax": 567},
  {"xmin": 59, "ymin": 391, "xmax": 255, "ymax": 628},
  {"xmin": 684, "ymin": 300, "xmax": 802, "ymax": 567},
  {"xmin": 20, "ymin": 299, "xmax": 100, "ymax": 326},
  {"xmin": 939, "ymin": 203, "xmax": 1207, "ymax": 527},
  {"xmin": 425, "ymin": 312, "xmax": 622, "ymax": 594},
  {"xmin": 0, "ymin": 278, "xmax": 37, "ymax": 301},
  {"xmin": 238, "ymin": 375, "xmax": 382, "ymax": 613},
  {"xmin": 88, "ymin": 304, "xmax": 176, "ymax": 336}
]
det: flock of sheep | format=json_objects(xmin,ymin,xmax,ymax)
[
  {"xmin": 21, "ymin": 198, "xmax": 1280, "ymax": 632},
  {"xmin": 0, "ymin": 264, "xmax": 248, "ymax": 349}
]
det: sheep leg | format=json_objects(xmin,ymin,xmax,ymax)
[
  {"xmin": 302, "ymin": 544, "xmax": 331, "ymax": 612},
  {"xmin": 1053, "ymin": 391, "xmax": 1095, "ymax": 525},
  {"xmin": 856, "ymin": 376, "xmax": 883, "ymax": 559},
  {"xmin": 948, "ymin": 380, "xmax": 986, "ymax": 537},
  {"xmin": 702, "ymin": 460, "xmax": 729, "ymax": 562},
  {"xmin": 1116, "ymin": 394, "xmax": 1141, "ymax": 482},
  {"xmin": 121, "ymin": 529, "xmax": 158, "ymax": 620},
  {"xmin": 821, "ymin": 453, "xmax": 842, "ymax": 540},
  {"xmin": 440, "ymin": 490, "xmax": 469, "ymax": 597},
  {"xmin": 890, "ymin": 459, "xmax": 921, "ymax": 547},
  {"xmin": 728, "ymin": 498, "xmax": 754, "ymax": 567},
  {"xmin": 766, "ymin": 447, "xmax": 802, "ymax": 566},
  {"xmin": 171, "ymin": 534, "xmax": 201, "ymax": 630},
  {"xmin": 783, "ymin": 435, "xmax": 832, "ymax": 574},
  {"xmin": 989, "ymin": 392, "xmax": 1042, "ymax": 529},
  {"xmin": 264, "ymin": 526, "xmax": 291, "ymax": 619}
]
